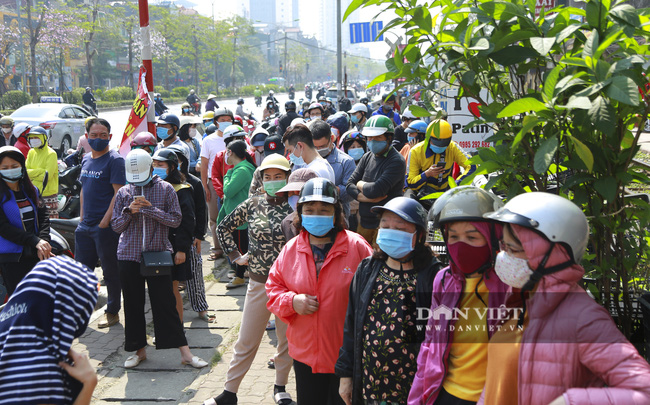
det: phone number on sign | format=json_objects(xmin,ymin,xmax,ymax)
[{"xmin": 457, "ymin": 141, "xmax": 492, "ymax": 149}]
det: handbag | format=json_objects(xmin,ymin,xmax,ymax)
[{"xmin": 139, "ymin": 192, "xmax": 173, "ymax": 277}]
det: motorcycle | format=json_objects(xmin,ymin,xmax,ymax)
[
  {"xmin": 305, "ymin": 87, "xmax": 312, "ymax": 100},
  {"xmin": 289, "ymin": 89, "xmax": 295, "ymax": 100},
  {"xmin": 255, "ymin": 96, "xmax": 262, "ymax": 107},
  {"xmin": 242, "ymin": 113, "xmax": 257, "ymax": 136},
  {"xmin": 261, "ymin": 112, "xmax": 280, "ymax": 136},
  {"xmin": 83, "ymin": 103, "xmax": 98, "ymax": 116},
  {"xmin": 58, "ymin": 149, "xmax": 83, "ymax": 219},
  {"xmin": 190, "ymin": 101, "xmax": 201, "ymax": 115}
]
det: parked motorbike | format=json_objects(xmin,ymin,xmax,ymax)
[
  {"xmin": 58, "ymin": 149, "xmax": 83, "ymax": 219},
  {"xmin": 50, "ymin": 217, "xmax": 79, "ymax": 254}
]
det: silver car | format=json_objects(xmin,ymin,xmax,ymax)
[{"xmin": 10, "ymin": 102, "xmax": 93, "ymax": 156}]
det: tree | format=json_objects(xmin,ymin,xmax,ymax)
[
  {"xmin": 0, "ymin": 22, "xmax": 19, "ymax": 99},
  {"xmin": 24, "ymin": 0, "xmax": 49, "ymax": 101},
  {"xmin": 348, "ymin": 0, "xmax": 650, "ymax": 338},
  {"xmin": 77, "ymin": 0, "xmax": 101, "ymax": 89}
]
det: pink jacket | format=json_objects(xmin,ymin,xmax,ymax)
[
  {"xmin": 266, "ymin": 229, "xmax": 372, "ymax": 373},
  {"xmin": 479, "ymin": 225, "xmax": 650, "ymax": 405}
]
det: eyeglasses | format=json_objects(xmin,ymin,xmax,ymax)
[{"xmin": 499, "ymin": 240, "xmax": 525, "ymax": 255}]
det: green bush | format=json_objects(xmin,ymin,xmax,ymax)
[
  {"xmin": 117, "ymin": 86, "xmax": 135, "ymax": 101},
  {"xmin": 102, "ymin": 88, "xmax": 121, "ymax": 102},
  {"xmin": 2, "ymin": 91, "xmax": 31, "ymax": 109},
  {"xmin": 172, "ymin": 87, "xmax": 188, "ymax": 97},
  {"xmin": 154, "ymin": 86, "xmax": 171, "ymax": 98},
  {"xmin": 37, "ymin": 91, "xmax": 57, "ymax": 100},
  {"xmin": 96, "ymin": 101, "xmax": 129, "ymax": 109},
  {"xmin": 62, "ymin": 88, "xmax": 85, "ymax": 105}
]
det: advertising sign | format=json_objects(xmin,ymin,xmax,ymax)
[{"xmin": 441, "ymin": 88, "xmax": 494, "ymax": 153}]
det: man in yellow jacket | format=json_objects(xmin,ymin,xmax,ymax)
[
  {"xmin": 406, "ymin": 119, "xmax": 475, "ymax": 207},
  {"xmin": 25, "ymin": 126, "xmax": 59, "ymax": 218}
]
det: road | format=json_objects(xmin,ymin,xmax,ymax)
[{"xmin": 99, "ymin": 92, "xmax": 307, "ymax": 149}]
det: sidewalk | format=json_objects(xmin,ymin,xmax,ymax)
[{"xmin": 74, "ymin": 239, "xmax": 296, "ymax": 404}]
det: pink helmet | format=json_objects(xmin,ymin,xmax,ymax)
[{"xmin": 130, "ymin": 132, "xmax": 157, "ymax": 147}]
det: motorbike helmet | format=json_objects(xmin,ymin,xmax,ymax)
[
  {"xmin": 251, "ymin": 127, "xmax": 269, "ymax": 147},
  {"xmin": 340, "ymin": 130, "xmax": 366, "ymax": 152},
  {"xmin": 12, "ymin": 122, "xmax": 31, "ymax": 139},
  {"xmin": 0, "ymin": 117, "xmax": 14, "ymax": 127},
  {"xmin": 302, "ymin": 101, "xmax": 310, "ymax": 109},
  {"xmin": 166, "ymin": 144, "xmax": 190, "ymax": 173},
  {"xmin": 205, "ymin": 124, "xmax": 217, "ymax": 136},
  {"xmin": 360, "ymin": 97, "xmax": 369, "ymax": 104},
  {"xmin": 189, "ymin": 89, "xmax": 195, "ymax": 94},
  {"xmin": 222, "ymin": 125, "xmax": 247, "ymax": 144},
  {"xmin": 347, "ymin": 103, "xmax": 367, "ymax": 117},
  {"xmin": 152, "ymin": 148, "xmax": 179, "ymax": 170},
  {"xmin": 237, "ymin": 98, "xmax": 244, "ymax": 105},
  {"xmin": 259, "ymin": 153, "xmax": 290, "ymax": 172},
  {"xmin": 307, "ymin": 103, "xmax": 324, "ymax": 114},
  {"xmin": 125, "ymin": 149, "xmax": 153, "ymax": 184},
  {"xmin": 130, "ymin": 132, "xmax": 157, "ymax": 147},
  {"xmin": 213, "ymin": 107, "xmax": 234, "ymax": 121},
  {"xmin": 181, "ymin": 102, "xmax": 191, "ymax": 109},
  {"xmin": 372, "ymin": 197, "xmax": 428, "ymax": 230},
  {"xmin": 426, "ymin": 119, "xmax": 453, "ymax": 147},
  {"xmin": 362, "ymin": 115, "xmax": 394, "ymax": 137},
  {"xmin": 269, "ymin": 90, "xmax": 275, "ymax": 95},
  {"xmin": 202, "ymin": 111, "xmax": 215, "ymax": 124},
  {"xmin": 298, "ymin": 178, "xmax": 339, "ymax": 204},
  {"xmin": 402, "ymin": 106, "xmax": 417, "ymax": 120},
  {"xmin": 266, "ymin": 101, "xmax": 275, "ymax": 110},
  {"xmin": 85, "ymin": 87, "xmax": 91, "ymax": 92},
  {"xmin": 0, "ymin": 146, "xmax": 26, "ymax": 167},
  {"xmin": 285, "ymin": 100, "xmax": 296, "ymax": 111},
  {"xmin": 326, "ymin": 113, "xmax": 349, "ymax": 138},
  {"xmin": 405, "ymin": 120, "xmax": 428, "ymax": 135},
  {"xmin": 157, "ymin": 113, "xmax": 180, "ymax": 130},
  {"xmin": 233, "ymin": 115, "xmax": 244, "ymax": 127},
  {"xmin": 485, "ymin": 192, "xmax": 588, "ymax": 263}
]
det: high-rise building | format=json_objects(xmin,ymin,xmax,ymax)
[
  {"xmin": 249, "ymin": 0, "xmax": 298, "ymax": 28},
  {"xmin": 249, "ymin": 0, "xmax": 276, "ymax": 26}
]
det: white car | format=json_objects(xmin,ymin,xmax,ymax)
[
  {"xmin": 11, "ymin": 100, "xmax": 93, "ymax": 156},
  {"xmin": 326, "ymin": 87, "xmax": 359, "ymax": 106}
]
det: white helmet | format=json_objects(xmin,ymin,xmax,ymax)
[
  {"xmin": 347, "ymin": 103, "xmax": 368, "ymax": 115},
  {"xmin": 485, "ymin": 192, "xmax": 589, "ymax": 263},
  {"xmin": 12, "ymin": 122, "xmax": 31, "ymax": 139},
  {"xmin": 222, "ymin": 125, "xmax": 247, "ymax": 142},
  {"xmin": 125, "ymin": 149, "xmax": 153, "ymax": 184},
  {"xmin": 402, "ymin": 106, "xmax": 418, "ymax": 119}
]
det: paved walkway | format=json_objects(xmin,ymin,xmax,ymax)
[{"xmin": 74, "ymin": 239, "xmax": 296, "ymax": 404}]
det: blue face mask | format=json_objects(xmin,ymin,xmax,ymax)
[
  {"xmin": 347, "ymin": 148, "xmax": 364, "ymax": 161},
  {"xmin": 218, "ymin": 121, "xmax": 232, "ymax": 132},
  {"xmin": 376, "ymin": 228, "xmax": 415, "ymax": 259},
  {"xmin": 408, "ymin": 136, "xmax": 418, "ymax": 144},
  {"xmin": 153, "ymin": 167, "xmax": 168, "ymax": 180},
  {"xmin": 156, "ymin": 127, "xmax": 171, "ymax": 140},
  {"xmin": 183, "ymin": 108, "xmax": 190, "ymax": 113},
  {"xmin": 368, "ymin": 140, "xmax": 387, "ymax": 155},
  {"xmin": 0, "ymin": 167, "xmax": 23, "ymax": 183},
  {"xmin": 430, "ymin": 144, "xmax": 447, "ymax": 154},
  {"xmin": 289, "ymin": 147, "xmax": 305, "ymax": 166},
  {"xmin": 88, "ymin": 137, "xmax": 110, "ymax": 152},
  {"xmin": 350, "ymin": 114, "xmax": 360, "ymax": 124},
  {"xmin": 288, "ymin": 195, "xmax": 299, "ymax": 211},
  {"xmin": 301, "ymin": 214, "xmax": 335, "ymax": 237}
]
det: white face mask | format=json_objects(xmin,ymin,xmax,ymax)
[
  {"xmin": 494, "ymin": 251, "xmax": 534, "ymax": 288},
  {"xmin": 1, "ymin": 128, "xmax": 11, "ymax": 135},
  {"xmin": 189, "ymin": 128, "xmax": 197, "ymax": 138},
  {"xmin": 29, "ymin": 138, "xmax": 43, "ymax": 148}
]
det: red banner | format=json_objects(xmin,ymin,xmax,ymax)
[{"xmin": 119, "ymin": 66, "xmax": 150, "ymax": 156}]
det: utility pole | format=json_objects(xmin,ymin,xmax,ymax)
[
  {"xmin": 336, "ymin": 0, "xmax": 342, "ymax": 101},
  {"xmin": 283, "ymin": 31, "xmax": 288, "ymax": 83},
  {"xmin": 231, "ymin": 28, "xmax": 238, "ymax": 90},
  {"xmin": 16, "ymin": 0, "xmax": 27, "ymax": 92}
]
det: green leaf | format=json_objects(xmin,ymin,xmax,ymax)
[
  {"xmin": 561, "ymin": 57, "xmax": 588, "ymax": 68},
  {"xmin": 543, "ymin": 65, "xmax": 562, "ymax": 102},
  {"xmin": 461, "ymin": 71, "xmax": 476, "ymax": 86},
  {"xmin": 512, "ymin": 116, "xmax": 540, "ymax": 150},
  {"xmin": 583, "ymin": 29, "xmax": 599, "ymax": 58},
  {"xmin": 494, "ymin": 30, "xmax": 536, "ymax": 51},
  {"xmin": 489, "ymin": 45, "xmax": 538, "ymax": 66},
  {"xmin": 593, "ymin": 176, "xmax": 618, "ymax": 201},
  {"xmin": 606, "ymin": 75, "xmax": 640, "ymax": 106},
  {"xmin": 530, "ymin": 37, "xmax": 556, "ymax": 56},
  {"xmin": 556, "ymin": 24, "xmax": 582, "ymax": 43},
  {"xmin": 594, "ymin": 30, "xmax": 622, "ymax": 60},
  {"xmin": 497, "ymin": 97, "xmax": 548, "ymax": 118},
  {"xmin": 469, "ymin": 37, "xmax": 490, "ymax": 50},
  {"xmin": 586, "ymin": 0, "xmax": 606, "ymax": 30},
  {"xmin": 534, "ymin": 136, "xmax": 558, "ymax": 174},
  {"xmin": 343, "ymin": 0, "xmax": 365, "ymax": 21},
  {"xmin": 621, "ymin": 130, "xmax": 635, "ymax": 149},
  {"xmin": 564, "ymin": 96, "xmax": 592, "ymax": 110},
  {"xmin": 385, "ymin": 58, "xmax": 399, "ymax": 74},
  {"xmin": 588, "ymin": 96, "xmax": 616, "ymax": 137},
  {"xmin": 570, "ymin": 137, "xmax": 594, "ymax": 172},
  {"xmin": 408, "ymin": 105, "xmax": 432, "ymax": 117},
  {"xmin": 368, "ymin": 72, "xmax": 394, "ymax": 88},
  {"xmin": 609, "ymin": 4, "xmax": 641, "ymax": 28}
]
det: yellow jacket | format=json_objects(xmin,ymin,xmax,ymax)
[
  {"xmin": 26, "ymin": 134, "xmax": 59, "ymax": 196},
  {"xmin": 406, "ymin": 140, "xmax": 474, "ymax": 192}
]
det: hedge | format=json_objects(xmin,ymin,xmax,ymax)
[{"xmin": 1, "ymin": 91, "xmax": 31, "ymax": 109}]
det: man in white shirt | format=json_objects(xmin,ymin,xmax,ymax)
[{"xmin": 282, "ymin": 123, "xmax": 335, "ymax": 183}]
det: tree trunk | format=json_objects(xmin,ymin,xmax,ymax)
[
  {"xmin": 164, "ymin": 52, "xmax": 169, "ymax": 90},
  {"xmin": 85, "ymin": 41, "xmax": 94, "ymax": 89},
  {"xmin": 58, "ymin": 50, "xmax": 65, "ymax": 95}
]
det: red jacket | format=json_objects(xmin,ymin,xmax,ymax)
[
  {"xmin": 15, "ymin": 137, "xmax": 30, "ymax": 158},
  {"xmin": 266, "ymin": 229, "xmax": 372, "ymax": 373},
  {"xmin": 211, "ymin": 149, "xmax": 255, "ymax": 199}
]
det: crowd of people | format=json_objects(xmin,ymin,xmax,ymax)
[{"xmin": 0, "ymin": 90, "xmax": 649, "ymax": 405}]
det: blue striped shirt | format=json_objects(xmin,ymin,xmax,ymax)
[{"xmin": 0, "ymin": 256, "xmax": 98, "ymax": 404}]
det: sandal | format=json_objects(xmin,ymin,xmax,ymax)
[
  {"xmin": 274, "ymin": 392, "xmax": 293, "ymax": 405},
  {"xmin": 198, "ymin": 312, "xmax": 216, "ymax": 323},
  {"xmin": 182, "ymin": 356, "xmax": 208, "ymax": 368},
  {"xmin": 207, "ymin": 252, "xmax": 223, "ymax": 261},
  {"xmin": 267, "ymin": 358, "xmax": 275, "ymax": 369}
]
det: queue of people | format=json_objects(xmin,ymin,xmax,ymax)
[{"xmin": 1, "ymin": 94, "xmax": 650, "ymax": 405}]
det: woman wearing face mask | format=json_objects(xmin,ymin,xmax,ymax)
[
  {"xmin": 25, "ymin": 126, "xmax": 59, "ymax": 218},
  {"xmin": 276, "ymin": 168, "xmax": 319, "ymax": 240},
  {"xmin": 478, "ymin": 192, "xmax": 650, "ymax": 405},
  {"xmin": 216, "ymin": 140, "xmax": 256, "ymax": 289},
  {"xmin": 111, "ymin": 149, "xmax": 207, "ymax": 370},
  {"xmin": 336, "ymin": 197, "xmax": 442, "ymax": 405},
  {"xmin": 0, "ymin": 146, "xmax": 52, "ymax": 296},
  {"xmin": 181, "ymin": 102, "xmax": 193, "ymax": 116},
  {"xmin": 409, "ymin": 186, "xmax": 509, "ymax": 405},
  {"xmin": 266, "ymin": 178, "xmax": 373, "ymax": 405},
  {"xmin": 151, "ymin": 149, "xmax": 196, "ymax": 322},
  {"xmin": 207, "ymin": 154, "xmax": 294, "ymax": 405},
  {"xmin": 178, "ymin": 119, "xmax": 202, "ymax": 177},
  {"xmin": 340, "ymin": 130, "xmax": 367, "ymax": 232}
]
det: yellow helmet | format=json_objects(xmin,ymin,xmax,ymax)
[
  {"xmin": 259, "ymin": 153, "xmax": 290, "ymax": 172},
  {"xmin": 202, "ymin": 111, "xmax": 215, "ymax": 120},
  {"xmin": 426, "ymin": 119, "xmax": 452, "ymax": 147}
]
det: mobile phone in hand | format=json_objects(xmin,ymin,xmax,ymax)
[
  {"xmin": 134, "ymin": 195, "xmax": 145, "ymax": 202},
  {"xmin": 436, "ymin": 162, "xmax": 446, "ymax": 168}
]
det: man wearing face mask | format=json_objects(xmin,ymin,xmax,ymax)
[
  {"xmin": 306, "ymin": 103, "xmax": 324, "ymax": 121},
  {"xmin": 347, "ymin": 103, "xmax": 368, "ymax": 132},
  {"xmin": 155, "ymin": 113, "xmax": 191, "ymax": 159},
  {"xmin": 346, "ymin": 115, "xmax": 406, "ymax": 245},
  {"xmin": 372, "ymin": 93, "xmax": 401, "ymax": 128},
  {"xmin": 25, "ymin": 127, "xmax": 59, "ymax": 218},
  {"xmin": 310, "ymin": 120, "xmax": 355, "ymax": 218},
  {"xmin": 75, "ymin": 117, "xmax": 126, "ymax": 329},
  {"xmin": 406, "ymin": 119, "xmax": 475, "ymax": 208},
  {"xmin": 0, "ymin": 117, "xmax": 17, "ymax": 147},
  {"xmin": 281, "ymin": 124, "xmax": 335, "ymax": 183}
]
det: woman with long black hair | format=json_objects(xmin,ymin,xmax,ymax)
[{"xmin": 0, "ymin": 146, "xmax": 52, "ymax": 296}]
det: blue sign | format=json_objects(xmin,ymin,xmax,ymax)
[
  {"xmin": 40, "ymin": 96, "xmax": 63, "ymax": 103},
  {"xmin": 350, "ymin": 21, "xmax": 384, "ymax": 44}
]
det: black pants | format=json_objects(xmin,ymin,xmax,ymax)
[
  {"xmin": 0, "ymin": 255, "xmax": 38, "ymax": 296},
  {"xmin": 118, "ymin": 260, "xmax": 188, "ymax": 352},
  {"xmin": 433, "ymin": 387, "xmax": 476, "ymax": 405},
  {"xmin": 233, "ymin": 229, "xmax": 249, "ymax": 279},
  {"xmin": 293, "ymin": 360, "xmax": 345, "ymax": 405}
]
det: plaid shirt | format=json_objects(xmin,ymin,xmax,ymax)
[{"xmin": 111, "ymin": 176, "xmax": 182, "ymax": 262}]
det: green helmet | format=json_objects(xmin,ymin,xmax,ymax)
[{"xmin": 362, "ymin": 115, "xmax": 394, "ymax": 137}]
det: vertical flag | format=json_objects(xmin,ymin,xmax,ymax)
[{"xmin": 119, "ymin": 66, "xmax": 150, "ymax": 156}]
